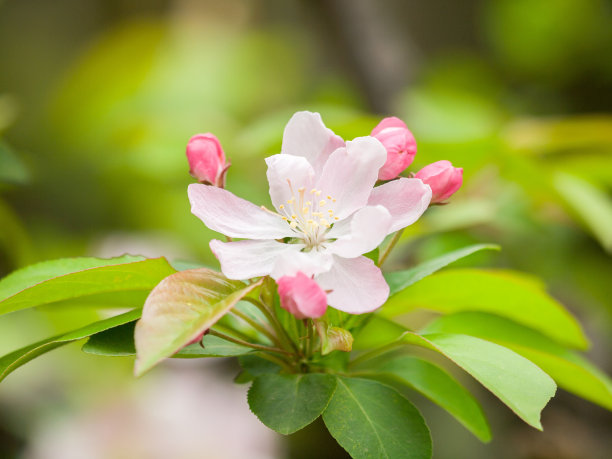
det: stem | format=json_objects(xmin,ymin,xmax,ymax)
[
  {"xmin": 255, "ymin": 352, "xmax": 295, "ymax": 373},
  {"xmin": 348, "ymin": 341, "xmax": 406, "ymax": 369},
  {"xmin": 244, "ymin": 297, "xmax": 299, "ymax": 354},
  {"xmin": 378, "ymin": 229, "xmax": 404, "ymax": 267},
  {"xmin": 230, "ymin": 308, "xmax": 281, "ymax": 347},
  {"xmin": 208, "ymin": 330, "xmax": 293, "ymax": 356}
]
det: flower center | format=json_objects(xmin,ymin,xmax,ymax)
[{"xmin": 264, "ymin": 180, "xmax": 339, "ymax": 250}]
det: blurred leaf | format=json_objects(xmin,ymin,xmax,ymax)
[
  {"xmin": 248, "ymin": 373, "xmax": 337, "ymax": 435},
  {"xmin": 239, "ymin": 353, "xmax": 282, "ymax": 376},
  {"xmin": 323, "ymin": 377, "xmax": 432, "ymax": 459},
  {"xmin": 366, "ymin": 356, "xmax": 491, "ymax": 442},
  {"xmin": 423, "ymin": 312, "xmax": 612, "ymax": 411},
  {"xmin": 0, "ymin": 141, "xmax": 29, "ymax": 185},
  {"xmin": 0, "ymin": 309, "xmax": 140, "ymax": 382},
  {"xmin": 554, "ymin": 172, "xmax": 612, "ymax": 253},
  {"xmin": 384, "ymin": 243, "xmax": 500, "ymax": 295},
  {"xmin": 403, "ymin": 332, "xmax": 556, "ymax": 429},
  {"xmin": 0, "ymin": 255, "xmax": 176, "ymax": 315},
  {"xmin": 382, "ymin": 268, "xmax": 588, "ymax": 349},
  {"xmin": 134, "ymin": 269, "xmax": 262, "ymax": 376}
]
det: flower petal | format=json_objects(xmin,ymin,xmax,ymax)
[
  {"xmin": 210, "ymin": 239, "xmax": 302, "ymax": 280},
  {"xmin": 281, "ymin": 111, "xmax": 344, "ymax": 175},
  {"xmin": 188, "ymin": 184, "xmax": 294, "ymax": 239},
  {"xmin": 271, "ymin": 250, "xmax": 333, "ymax": 280},
  {"xmin": 316, "ymin": 256, "xmax": 390, "ymax": 314},
  {"xmin": 367, "ymin": 178, "xmax": 432, "ymax": 233},
  {"xmin": 278, "ymin": 272, "xmax": 328, "ymax": 319},
  {"xmin": 316, "ymin": 137, "xmax": 387, "ymax": 220},
  {"xmin": 327, "ymin": 205, "xmax": 392, "ymax": 258},
  {"xmin": 265, "ymin": 154, "xmax": 315, "ymax": 212}
]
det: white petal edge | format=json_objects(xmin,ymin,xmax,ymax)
[
  {"xmin": 188, "ymin": 184, "xmax": 294, "ymax": 240},
  {"xmin": 316, "ymin": 255, "xmax": 390, "ymax": 314},
  {"xmin": 327, "ymin": 205, "xmax": 392, "ymax": 258},
  {"xmin": 210, "ymin": 239, "xmax": 302, "ymax": 280},
  {"xmin": 367, "ymin": 178, "xmax": 432, "ymax": 234},
  {"xmin": 270, "ymin": 250, "xmax": 334, "ymax": 280},
  {"xmin": 316, "ymin": 136, "xmax": 387, "ymax": 220},
  {"xmin": 265, "ymin": 154, "xmax": 315, "ymax": 212},
  {"xmin": 281, "ymin": 111, "xmax": 344, "ymax": 175}
]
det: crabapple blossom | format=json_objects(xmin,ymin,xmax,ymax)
[
  {"xmin": 415, "ymin": 160, "xmax": 463, "ymax": 203},
  {"xmin": 188, "ymin": 111, "xmax": 432, "ymax": 314},
  {"xmin": 186, "ymin": 133, "xmax": 230, "ymax": 187},
  {"xmin": 371, "ymin": 117, "xmax": 417, "ymax": 181}
]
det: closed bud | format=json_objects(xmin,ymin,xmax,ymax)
[
  {"xmin": 371, "ymin": 117, "xmax": 417, "ymax": 181},
  {"xmin": 277, "ymin": 271, "xmax": 327, "ymax": 319},
  {"xmin": 415, "ymin": 160, "xmax": 463, "ymax": 203},
  {"xmin": 186, "ymin": 133, "xmax": 230, "ymax": 187}
]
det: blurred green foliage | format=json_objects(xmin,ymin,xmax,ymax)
[{"xmin": 0, "ymin": 0, "xmax": 611, "ymax": 458}]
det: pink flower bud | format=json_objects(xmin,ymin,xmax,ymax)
[
  {"xmin": 186, "ymin": 133, "xmax": 230, "ymax": 187},
  {"xmin": 277, "ymin": 272, "xmax": 327, "ymax": 320},
  {"xmin": 371, "ymin": 117, "xmax": 417, "ymax": 181},
  {"xmin": 415, "ymin": 160, "xmax": 463, "ymax": 203}
]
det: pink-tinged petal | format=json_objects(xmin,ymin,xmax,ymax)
[
  {"xmin": 265, "ymin": 154, "xmax": 315, "ymax": 212},
  {"xmin": 277, "ymin": 272, "xmax": 328, "ymax": 319},
  {"xmin": 210, "ymin": 239, "xmax": 302, "ymax": 280},
  {"xmin": 371, "ymin": 116, "xmax": 408, "ymax": 136},
  {"xmin": 270, "ymin": 250, "xmax": 334, "ymax": 280},
  {"xmin": 316, "ymin": 256, "xmax": 389, "ymax": 314},
  {"xmin": 327, "ymin": 205, "xmax": 392, "ymax": 258},
  {"xmin": 281, "ymin": 111, "xmax": 344, "ymax": 175},
  {"xmin": 367, "ymin": 178, "xmax": 432, "ymax": 233},
  {"xmin": 415, "ymin": 160, "xmax": 463, "ymax": 203},
  {"xmin": 188, "ymin": 184, "xmax": 294, "ymax": 239},
  {"xmin": 316, "ymin": 137, "xmax": 387, "ymax": 220}
]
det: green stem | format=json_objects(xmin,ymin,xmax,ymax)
[
  {"xmin": 378, "ymin": 229, "xmax": 405, "ymax": 267},
  {"xmin": 244, "ymin": 297, "xmax": 299, "ymax": 354},
  {"xmin": 230, "ymin": 308, "xmax": 281, "ymax": 347},
  {"xmin": 255, "ymin": 352, "xmax": 295, "ymax": 373},
  {"xmin": 208, "ymin": 330, "xmax": 293, "ymax": 356}
]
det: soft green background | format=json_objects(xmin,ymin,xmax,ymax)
[{"xmin": 0, "ymin": 0, "xmax": 611, "ymax": 458}]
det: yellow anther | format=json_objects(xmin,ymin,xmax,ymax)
[
  {"xmin": 281, "ymin": 216, "xmax": 288, "ymax": 221},
  {"xmin": 279, "ymin": 204, "xmax": 285, "ymax": 210},
  {"xmin": 290, "ymin": 221, "xmax": 298, "ymax": 228},
  {"xmin": 302, "ymin": 207, "xmax": 309, "ymax": 214},
  {"xmin": 287, "ymin": 198, "xmax": 295, "ymax": 204},
  {"xmin": 291, "ymin": 214, "xmax": 297, "ymax": 219},
  {"xmin": 319, "ymin": 200, "xmax": 326, "ymax": 206},
  {"xmin": 334, "ymin": 217, "xmax": 339, "ymax": 220},
  {"xmin": 328, "ymin": 209, "xmax": 334, "ymax": 214},
  {"xmin": 310, "ymin": 188, "xmax": 317, "ymax": 194},
  {"xmin": 315, "ymin": 190, "xmax": 322, "ymax": 196},
  {"xmin": 319, "ymin": 218, "xmax": 330, "ymax": 227},
  {"xmin": 305, "ymin": 201, "xmax": 312, "ymax": 206},
  {"xmin": 298, "ymin": 187, "xmax": 305, "ymax": 193},
  {"xmin": 332, "ymin": 198, "xmax": 337, "ymax": 202},
  {"xmin": 327, "ymin": 195, "xmax": 332, "ymax": 200}
]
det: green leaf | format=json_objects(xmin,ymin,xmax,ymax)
[
  {"xmin": 403, "ymin": 332, "xmax": 556, "ymax": 429},
  {"xmin": 83, "ymin": 322, "xmax": 253, "ymax": 358},
  {"xmin": 0, "ymin": 309, "xmax": 141, "ymax": 382},
  {"xmin": 239, "ymin": 354, "xmax": 282, "ymax": 376},
  {"xmin": 372, "ymin": 356, "xmax": 491, "ymax": 442},
  {"xmin": 382, "ymin": 268, "xmax": 588, "ymax": 349},
  {"xmin": 554, "ymin": 172, "xmax": 612, "ymax": 253},
  {"xmin": 0, "ymin": 255, "xmax": 176, "ymax": 316},
  {"xmin": 248, "ymin": 373, "xmax": 337, "ymax": 434},
  {"xmin": 384, "ymin": 243, "xmax": 500, "ymax": 295},
  {"xmin": 134, "ymin": 268, "xmax": 262, "ymax": 376},
  {"xmin": 323, "ymin": 377, "xmax": 432, "ymax": 459},
  {"xmin": 422, "ymin": 312, "xmax": 612, "ymax": 411}
]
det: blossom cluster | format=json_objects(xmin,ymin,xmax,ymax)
[{"xmin": 186, "ymin": 112, "xmax": 462, "ymax": 319}]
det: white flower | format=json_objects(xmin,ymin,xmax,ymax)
[{"xmin": 188, "ymin": 112, "xmax": 431, "ymax": 313}]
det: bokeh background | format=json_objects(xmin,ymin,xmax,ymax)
[{"xmin": 1, "ymin": 0, "xmax": 611, "ymax": 458}]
